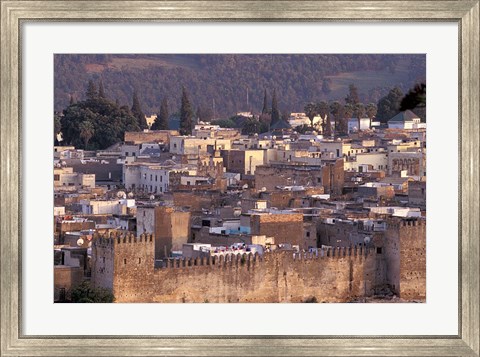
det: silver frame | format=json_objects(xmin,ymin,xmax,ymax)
[{"xmin": 1, "ymin": 1, "xmax": 478, "ymax": 356}]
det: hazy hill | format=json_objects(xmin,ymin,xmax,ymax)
[{"xmin": 54, "ymin": 54, "xmax": 425, "ymax": 117}]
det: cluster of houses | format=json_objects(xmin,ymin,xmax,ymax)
[{"xmin": 53, "ymin": 109, "xmax": 426, "ymax": 302}]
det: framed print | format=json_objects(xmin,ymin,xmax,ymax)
[{"xmin": 1, "ymin": 1, "xmax": 479, "ymax": 356}]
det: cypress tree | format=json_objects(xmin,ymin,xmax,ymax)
[
  {"xmin": 179, "ymin": 87, "xmax": 194, "ymax": 135},
  {"xmin": 69, "ymin": 94, "xmax": 75, "ymax": 105},
  {"xmin": 345, "ymin": 84, "xmax": 360, "ymax": 105},
  {"xmin": 261, "ymin": 88, "xmax": 268, "ymax": 114},
  {"xmin": 98, "ymin": 80, "xmax": 106, "ymax": 98},
  {"xmin": 271, "ymin": 89, "xmax": 280, "ymax": 125},
  {"xmin": 86, "ymin": 80, "xmax": 97, "ymax": 100},
  {"xmin": 152, "ymin": 98, "xmax": 169, "ymax": 130},
  {"xmin": 131, "ymin": 90, "xmax": 148, "ymax": 130}
]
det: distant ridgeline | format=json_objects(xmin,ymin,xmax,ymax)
[
  {"xmin": 91, "ymin": 218, "xmax": 426, "ymax": 303},
  {"xmin": 55, "ymin": 54, "xmax": 426, "ymax": 117}
]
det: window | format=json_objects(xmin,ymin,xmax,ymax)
[
  {"xmin": 173, "ymin": 143, "xmax": 177, "ymax": 148},
  {"xmin": 125, "ymin": 152, "xmax": 129, "ymax": 156},
  {"xmin": 54, "ymin": 174, "xmax": 60, "ymax": 181},
  {"xmin": 124, "ymin": 259, "xmax": 127, "ymax": 265},
  {"xmin": 160, "ymin": 176, "xmax": 163, "ymax": 182},
  {"xmin": 132, "ymin": 152, "xmax": 136, "ymax": 157},
  {"xmin": 306, "ymin": 232, "xmax": 310, "ymax": 238},
  {"xmin": 138, "ymin": 258, "xmax": 141, "ymax": 264},
  {"xmin": 155, "ymin": 175, "xmax": 157, "ymax": 182},
  {"xmin": 376, "ymin": 247, "xmax": 382, "ymax": 254}
]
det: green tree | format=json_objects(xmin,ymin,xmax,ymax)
[
  {"xmin": 261, "ymin": 88, "xmax": 268, "ymax": 114},
  {"xmin": 316, "ymin": 101, "xmax": 329, "ymax": 133},
  {"xmin": 270, "ymin": 89, "xmax": 280, "ymax": 125},
  {"xmin": 345, "ymin": 83, "xmax": 360, "ymax": 105},
  {"xmin": 71, "ymin": 281, "xmax": 115, "ymax": 303},
  {"xmin": 304, "ymin": 102, "xmax": 318, "ymax": 129},
  {"xmin": 330, "ymin": 101, "xmax": 347, "ymax": 135},
  {"xmin": 212, "ymin": 118, "xmax": 236, "ymax": 128},
  {"xmin": 344, "ymin": 103, "xmax": 354, "ymax": 119},
  {"xmin": 61, "ymin": 83, "xmax": 140, "ymax": 150},
  {"xmin": 179, "ymin": 86, "xmax": 194, "ymax": 135},
  {"xmin": 98, "ymin": 79, "xmax": 106, "ymax": 98},
  {"xmin": 242, "ymin": 116, "xmax": 261, "ymax": 135},
  {"xmin": 354, "ymin": 103, "xmax": 366, "ymax": 118},
  {"xmin": 131, "ymin": 90, "xmax": 148, "ymax": 130},
  {"xmin": 400, "ymin": 83, "xmax": 426, "ymax": 122},
  {"xmin": 79, "ymin": 120, "xmax": 95, "ymax": 149},
  {"xmin": 321, "ymin": 78, "xmax": 331, "ymax": 94},
  {"xmin": 323, "ymin": 115, "xmax": 333, "ymax": 137},
  {"xmin": 365, "ymin": 103, "xmax": 378, "ymax": 119},
  {"xmin": 376, "ymin": 86, "xmax": 404, "ymax": 123},
  {"xmin": 86, "ymin": 80, "xmax": 97, "ymax": 101},
  {"xmin": 151, "ymin": 98, "xmax": 169, "ymax": 130}
]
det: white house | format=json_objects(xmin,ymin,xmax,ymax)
[{"xmin": 387, "ymin": 110, "xmax": 426, "ymax": 129}]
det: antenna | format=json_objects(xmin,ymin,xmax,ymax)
[{"xmin": 246, "ymin": 87, "xmax": 249, "ymax": 109}]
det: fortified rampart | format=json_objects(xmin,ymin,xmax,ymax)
[
  {"xmin": 92, "ymin": 232, "xmax": 382, "ymax": 303},
  {"xmin": 384, "ymin": 218, "xmax": 426, "ymax": 300}
]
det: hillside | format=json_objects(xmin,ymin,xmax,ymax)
[{"xmin": 54, "ymin": 54, "xmax": 425, "ymax": 117}]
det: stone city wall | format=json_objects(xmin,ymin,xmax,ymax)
[{"xmin": 91, "ymin": 232, "xmax": 379, "ymax": 303}]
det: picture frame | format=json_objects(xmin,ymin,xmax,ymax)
[{"xmin": 1, "ymin": 1, "xmax": 478, "ymax": 356}]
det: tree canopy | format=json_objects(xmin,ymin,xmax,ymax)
[
  {"xmin": 179, "ymin": 87, "xmax": 194, "ymax": 135},
  {"xmin": 270, "ymin": 89, "xmax": 280, "ymax": 125},
  {"xmin": 400, "ymin": 83, "xmax": 426, "ymax": 122},
  {"xmin": 71, "ymin": 281, "xmax": 115, "ymax": 303},
  {"xmin": 151, "ymin": 97, "xmax": 169, "ymax": 130},
  {"xmin": 60, "ymin": 81, "xmax": 140, "ymax": 150},
  {"xmin": 376, "ymin": 86, "xmax": 404, "ymax": 123},
  {"xmin": 131, "ymin": 90, "xmax": 148, "ymax": 129}
]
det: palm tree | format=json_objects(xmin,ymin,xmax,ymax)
[{"xmin": 79, "ymin": 121, "xmax": 95, "ymax": 149}]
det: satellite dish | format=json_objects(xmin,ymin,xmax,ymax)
[
  {"xmin": 363, "ymin": 236, "xmax": 371, "ymax": 244},
  {"xmin": 127, "ymin": 192, "xmax": 134, "ymax": 198},
  {"xmin": 233, "ymin": 210, "xmax": 241, "ymax": 217},
  {"xmin": 254, "ymin": 133, "xmax": 259, "ymax": 137},
  {"xmin": 76, "ymin": 238, "xmax": 84, "ymax": 246},
  {"xmin": 272, "ymin": 135, "xmax": 276, "ymax": 140},
  {"xmin": 242, "ymin": 184, "xmax": 248, "ymax": 190},
  {"xmin": 117, "ymin": 191, "xmax": 126, "ymax": 199},
  {"xmin": 260, "ymin": 187, "xmax": 266, "ymax": 192},
  {"xmin": 149, "ymin": 195, "xmax": 155, "ymax": 200}
]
